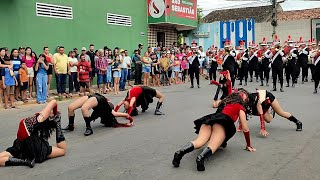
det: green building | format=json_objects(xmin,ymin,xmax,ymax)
[{"xmin": 0, "ymin": 0, "xmax": 197, "ymax": 53}]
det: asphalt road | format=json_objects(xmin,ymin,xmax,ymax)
[{"xmin": 0, "ymin": 79, "xmax": 319, "ymax": 180}]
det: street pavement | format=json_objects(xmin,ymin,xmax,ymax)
[{"xmin": 0, "ymin": 79, "xmax": 319, "ymax": 180}]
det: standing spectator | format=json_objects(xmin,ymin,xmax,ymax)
[
  {"xmin": 18, "ymin": 47, "xmax": 25, "ymax": 59},
  {"xmin": 77, "ymin": 54, "xmax": 92, "ymax": 96},
  {"xmin": 35, "ymin": 54, "xmax": 49, "ymax": 104},
  {"xmin": 142, "ymin": 52, "xmax": 152, "ymax": 86},
  {"xmin": 53, "ymin": 46, "xmax": 68, "ymax": 97},
  {"xmin": 125, "ymin": 50, "xmax": 133, "ymax": 87},
  {"xmin": 138, "ymin": 43, "xmax": 143, "ymax": 55},
  {"xmin": 167, "ymin": 52, "xmax": 173, "ymax": 85},
  {"xmin": 79, "ymin": 47, "xmax": 90, "ymax": 62},
  {"xmin": 198, "ymin": 46, "xmax": 206, "ymax": 76},
  {"xmin": 106, "ymin": 54, "xmax": 113, "ymax": 92},
  {"xmin": 2, "ymin": 57, "xmax": 18, "ymax": 109},
  {"xmin": 173, "ymin": 56, "xmax": 181, "ymax": 84},
  {"xmin": 159, "ymin": 52, "xmax": 170, "ymax": 86},
  {"xmin": 0, "ymin": 48, "xmax": 13, "ymax": 107},
  {"xmin": 19, "ymin": 62, "xmax": 28, "ymax": 102},
  {"xmin": 95, "ymin": 49, "xmax": 108, "ymax": 94},
  {"xmin": 10, "ymin": 49, "xmax": 21, "ymax": 100},
  {"xmin": 132, "ymin": 50, "xmax": 142, "ymax": 85},
  {"xmin": 68, "ymin": 51, "xmax": 79, "ymax": 96},
  {"xmin": 120, "ymin": 50, "xmax": 130, "ymax": 91},
  {"xmin": 22, "ymin": 47, "xmax": 36, "ymax": 99},
  {"xmin": 43, "ymin": 47, "xmax": 53, "ymax": 97},
  {"xmin": 112, "ymin": 55, "xmax": 121, "ymax": 95},
  {"xmin": 181, "ymin": 56, "xmax": 188, "ymax": 83},
  {"xmin": 151, "ymin": 53, "xmax": 160, "ymax": 86},
  {"xmin": 73, "ymin": 48, "xmax": 79, "ymax": 59},
  {"xmin": 86, "ymin": 44, "xmax": 95, "ymax": 88}
]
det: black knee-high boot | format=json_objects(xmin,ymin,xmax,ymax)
[
  {"xmin": 172, "ymin": 142, "xmax": 194, "ymax": 167},
  {"xmin": 288, "ymin": 115, "xmax": 302, "ymax": 131},
  {"xmin": 62, "ymin": 116, "xmax": 75, "ymax": 131},
  {"xmin": 84, "ymin": 117, "xmax": 93, "ymax": 136},
  {"xmin": 54, "ymin": 114, "xmax": 65, "ymax": 143},
  {"xmin": 213, "ymin": 86, "xmax": 221, "ymax": 100},
  {"xmin": 154, "ymin": 102, "xmax": 164, "ymax": 115},
  {"xmin": 5, "ymin": 157, "xmax": 35, "ymax": 168},
  {"xmin": 196, "ymin": 147, "xmax": 212, "ymax": 171}
]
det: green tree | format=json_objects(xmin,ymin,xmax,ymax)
[{"xmin": 197, "ymin": 8, "xmax": 204, "ymax": 26}]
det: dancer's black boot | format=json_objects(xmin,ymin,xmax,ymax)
[
  {"xmin": 154, "ymin": 102, "xmax": 165, "ymax": 115},
  {"xmin": 288, "ymin": 115, "xmax": 302, "ymax": 131},
  {"xmin": 5, "ymin": 157, "xmax": 35, "ymax": 168},
  {"xmin": 172, "ymin": 142, "xmax": 194, "ymax": 167},
  {"xmin": 196, "ymin": 147, "xmax": 212, "ymax": 171},
  {"xmin": 62, "ymin": 116, "xmax": 75, "ymax": 131},
  {"xmin": 84, "ymin": 117, "xmax": 93, "ymax": 136},
  {"xmin": 54, "ymin": 114, "xmax": 65, "ymax": 143}
]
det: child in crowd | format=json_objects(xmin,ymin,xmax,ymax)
[
  {"xmin": 19, "ymin": 62, "xmax": 28, "ymax": 103},
  {"xmin": 106, "ymin": 57, "xmax": 113, "ymax": 92},
  {"xmin": 173, "ymin": 57, "xmax": 180, "ymax": 84},
  {"xmin": 112, "ymin": 55, "xmax": 121, "ymax": 95},
  {"xmin": 2, "ymin": 57, "xmax": 18, "ymax": 109},
  {"xmin": 181, "ymin": 56, "xmax": 187, "ymax": 83},
  {"xmin": 77, "ymin": 54, "xmax": 92, "ymax": 96}
]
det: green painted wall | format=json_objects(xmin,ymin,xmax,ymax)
[{"xmin": 0, "ymin": 0, "xmax": 148, "ymax": 54}]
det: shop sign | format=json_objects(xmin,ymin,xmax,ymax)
[
  {"xmin": 194, "ymin": 32, "xmax": 210, "ymax": 38},
  {"xmin": 167, "ymin": 0, "xmax": 197, "ymax": 20}
]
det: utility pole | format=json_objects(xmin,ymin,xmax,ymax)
[{"xmin": 271, "ymin": 0, "xmax": 278, "ymax": 39}]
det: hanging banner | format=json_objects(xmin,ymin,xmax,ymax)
[{"xmin": 167, "ymin": 0, "xmax": 197, "ymax": 20}]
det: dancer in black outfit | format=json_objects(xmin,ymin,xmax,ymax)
[
  {"xmin": 172, "ymin": 91, "xmax": 255, "ymax": 172},
  {"xmin": 188, "ymin": 47, "xmax": 200, "ymax": 88}
]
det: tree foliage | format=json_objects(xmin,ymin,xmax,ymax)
[{"xmin": 197, "ymin": 8, "xmax": 204, "ymax": 26}]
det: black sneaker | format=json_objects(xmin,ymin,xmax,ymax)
[
  {"xmin": 84, "ymin": 127, "xmax": 93, "ymax": 136},
  {"xmin": 62, "ymin": 124, "xmax": 74, "ymax": 131},
  {"xmin": 296, "ymin": 121, "xmax": 302, "ymax": 131},
  {"xmin": 280, "ymin": 88, "xmax": 284, "ymax": 92},
  {"xmin": 190, "ymin": 85, "xmax": 194, "ymax": 88}
]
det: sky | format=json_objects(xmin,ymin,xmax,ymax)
[{"xmin": 198, "ymin": 0, "xmax": 320, "ymax": 15}]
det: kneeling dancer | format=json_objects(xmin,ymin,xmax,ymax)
[
  {"xmin": 211, "ymin": 70, "xmax": 233, "ymax": 108},
  {"xmin": 0, "ymin": 100, "xmax": 66, "ymax": 168},
  {"xmin": 115, "ymin": 86, "xmax": 165, "ymax": 116},
  {"xmin": 242, "ymin": 89, "xmax": 302, "ymax": 136},
  {"xmin": 172, "ymin": 91, "xmax": 255, "ymax": 172},
  {"xmin": 63, "ymin": 93, "xmax": 133, "ymax": 136}
]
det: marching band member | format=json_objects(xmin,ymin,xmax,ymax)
[
  {"xmin": 270, "ymin": 35, "xmax": 285, "ymax": 92},
  {"xmin": 284, "ymin": 35, "xmax": 298, "ymax": 87},
  {"xmin": 297, "ymin": 37, "xmax": 309, "ymax": 83},
  {"xmin": 248, "ymin": 41, "xmax": 259, "ymax": 82},
  {"xmin": 258, "ymin": 37, "xmax": 272, "ymax": 87},
  {"xmin": 312, "ymin": 48, "xmax": 320, "ymax": 94},
  {"xmin": 222, "ymin": 40, "xmax": 236, "ymax": 88},
  {"xmin": 238, "ymin": 41, "xmax": 249, "ymax": 86}
]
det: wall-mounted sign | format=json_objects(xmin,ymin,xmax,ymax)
[{"xmin": 193, "ymin": 32, "xmax": 209, "ymax": 38}]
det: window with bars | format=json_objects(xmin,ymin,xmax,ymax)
[
  {"xmin": 107, "ymin": 13, "xmax": 132, "ymax": 26},
  {"xmin": 36, "ymin": 2, "xmax": 73, "ymax": 20}
]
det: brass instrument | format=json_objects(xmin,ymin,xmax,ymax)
[{"xmin": 238, "ymin": 57, "xmax": 243, "ymax": 69}]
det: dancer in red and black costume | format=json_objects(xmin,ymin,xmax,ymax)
[
  {"xmin": 211, "ymin": 70, "xmax": 232, "ymax": 108},
  {"xmin": 240, "ymin": 89, "xmax": 302, "ymax": 136},
  {"xmin": 172, "ymin": 90, "xmax": 255, "ymax": 171},
  {"xmin": 0, "ymin": 100, "xmax": 66, "ymax": 168},
  {"xmin": 63, "ymin": 93, "xmax": 133, "ymax": 136},
  {"xmin": 114, "ymin": 86, "xmax": 165, "ymax": 116}
]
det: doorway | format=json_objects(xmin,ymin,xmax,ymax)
[
  {"xmin": 316, "ymin": 23, "xmax": 320, "ymax": 44},
  {"xmin": 157, "ymin": 32, "xmax": 165, "ymax": 48}
]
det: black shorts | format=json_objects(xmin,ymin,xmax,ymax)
[
  {"xmin": 79, "ymin": 82, "xmax": 89, "ymax": 88},
  {"xmin": 21, "ymin": 82, "xmax": 28, "ymax": 91},
  {"xmin": 6, "ymin": 136, "xmax": 52, "ymax": 163},
  {"xmin": 141, "ymin": 86, "xmax": 157, "ymax": 97},
  {"xmin": 47, "ymin": 64, "xmax": 53, "ymax": 75},
  {"xmin": 194, "ymin": 113, "xmax": 236, "ymax": 144},
  {"xmin": 251, "ymin": 91, "xmax": 276, "ymax": 115}
]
